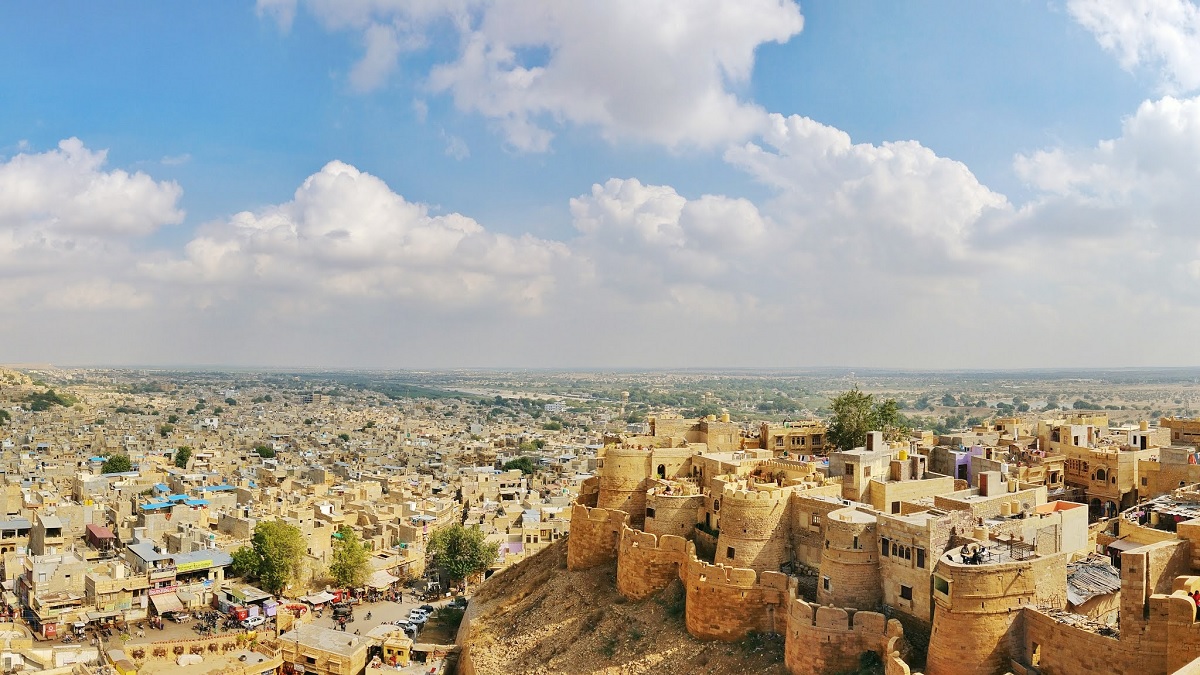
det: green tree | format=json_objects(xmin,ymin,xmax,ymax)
[
  {"xmin": 427, "ymin": 524, "xmax": 499, "ymax": 591},
  {"xmin": 337, "ymin": 432, "xmax": 350, "ymax": 442},
  {"xmin": 225, "ymin": 397, "xmax": 237, "ymax": 406},
  {"xmin": 503, "ymin": 456, "xmax": 537, "ymax": 475},
  {"xmin": 248, "ymin": 521, "xmax": 305, "ymax": 596},
  {"xmin": 826, "ymin": 388, "xmax": 908, "ymax": 452},
  {"xmin": 159, "ymin": 423, "xmax": 175, "ymax": 438},
  {"xmin": 173, "ymin": 446, "xmax": 192, "ymax": 469},
  {"xmin": 329, "ymin": 526, "xmax": 371, "ymax": 588},
  {"xmin": 0, "ymin": 409, "xmax": 9, "ymax": 425},
  {"xmin": 254, "ymin": 444, "xmax": 276, "ymax": 458},
  {"xmin": 231, "ymin": 546, "xmax": 260, "ymax": 577},
  {"xmin": 101, "ymin": 454, "xmax": 132, "ymax": 474},
  {"xmin": 167, "ymin": 414, "xmax": 179, "ymax": 424}
]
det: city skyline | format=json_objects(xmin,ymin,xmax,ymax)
[{"xmin": 3, "ymin": 1, "xmax": 1199, "ymax": 368}]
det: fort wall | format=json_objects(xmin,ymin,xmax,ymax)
[
  {"xmin": 644, "ymin": 490, "xmax": 703, "ymax": 540},
  {"xmin": 783, "ymin": 597, "xmax": 906, "ymax": 675},
  {"xmin": 596, "ymin": 447, "xmax": 652, "ymax": 529},
  {"xmin": 818, "ymin": 507, "xmax": 881, "ymax": 610},
  {"xmin": 615, "ymin": 526, "xmax": 687, "ymax": 600},
  {"xmin": 681, "ymin": 543, "xmax": 790, "ymax": 641},
  {"xmin": 566, "ymin": 503, "xmax": 629, "ymax": 571},
  {"xmin": 925, "ymin": 552, "xmax": 1066, "ymax": 675},
  {"xmin": 713, "ymin": 485, "xmax": 792, "ymax": 574}
]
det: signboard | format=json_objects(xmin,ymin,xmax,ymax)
[
  {"xmin": 176, "ymin": 560, "xmax": 212, "ymax": 574},
  {"xmin": 148, "ymin": 585, "xmax": 179, "ymax": 597}
]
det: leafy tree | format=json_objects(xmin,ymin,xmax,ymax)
[
  {"xmin": 25, "ymin": 389, "xmax": 74, "ymax": 412},
  {"xmin": 940, "ymin": 393, "xmax": 957, "ymax": 407},
  {"xmin": 542, "ymin": 421, "xmax": 563, "ymax": 431},
  {"xmin": 159, "ymin": 423, "xmax": 175, "ymax": 438},
  {"xmin": 427, "ymin": 524, "xmax": 499, "ymax": 591},
  {"xmin": 0, "ymin": 410, "xmax": 9, "ymax": 425},
  {"xmin": 254, "ymin": 444, "xmax": 276, "ymax": 458},
  {"xmin": 246, "ymin": 521, "xmax": 305, "ymax": 595},
  {"xmin": 225, "ymin": 397, "xmax": 237, "ymax": 406},
  {"xmin": 101, "ymin": 454, "xmax": 132, "ymax": 474},
  {"xmin": 167, "ymin": 414, "xmax": 179, "ymax": 424},
  {"xmin": 826, "ymin": 388, "xmax": 908, "ymax": 451},
  {"xmin": 337, "ymin": 433, "xmax": 350, "ymax": 442},
  {"xmin": 329, "ymin": 526, "xmax": 371, "ymax": 588},
  {"xmin": 211, "ymin": 406, "xmax": 224, "ymax": 414},
  {"xmin": 503, "ymin": 456, "xmax": 537, "ymax": 475},
  {"xmin": 173, "ymin": 446, "xmax": 192, "ymax": 468},
  {"xmin": 1017, "ymin": 403, "xmax": 1031, "ymax": 412},
  {"xmin": 231, "ymin": 546, "xmax": 259, "ymax": 577}
]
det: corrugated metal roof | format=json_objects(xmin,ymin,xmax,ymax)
[{"xmin": 1067, "ymin": 555, "xmax": 1122, "ymax": 607}]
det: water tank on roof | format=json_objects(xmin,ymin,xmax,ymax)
[{"xmin": 1000, "ymin": 502, "xmax": 1012, "ymax": 517}]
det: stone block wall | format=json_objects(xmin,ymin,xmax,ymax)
[
  {"xmin": 783, "ymin": 597, "xmax": 906, "ymax": 675},
  {"xmin": 615, "ymin": 526, "xmax": 687, "ymax": 600},
  {"xmin": 566, "ymin": 502, "xmax": 629, "ymax": 571},
  {"xmin": 681, "ymin": 545, "xmax": 790, "ymax": 641},
  {"xmin": 926, "ymin": 552, "xmax": 1067, "ymax": 675},
  {"xmin": 645, "ymin": 490, "xmax": 703, "ymax": 540},
  {"xmin": 713, "ymin": 486, "xmax": 792, "ymax": 574},
  {"xmin": 596, "ymin": 447, "xmax": 652, "ymax": 528}
]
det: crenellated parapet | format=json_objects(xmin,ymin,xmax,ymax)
[
  {"xmin": 784, "ymin": 597, "xmax": 907, "ymax": 675},
  {"xmin": 616, "ymin": 526, "xmax": 688, "ymax": 600},
  {"xmin": 681, "ymin": 541, "xmax": 791, "ymax": 641},
  {"xmin": 645, "ymin": 489, "xmax": 704, "ymax": 539},
  {"xmin": 566, "ymin": 502, "xmax": 630, "ymax": 571},
  {"xmin": 713, "ymin": 485, "xmax": 793, "ymax": 573}
]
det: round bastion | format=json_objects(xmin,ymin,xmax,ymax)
[
  {"xmin": 713, "ymin": 486, "xmax": 791, "ymax": 574},
  {"xmin": 596, "ymin": 446, "xmax": 652, "ymax": 528},
  {"xmin": 817, "ymin": 506, "xmax": 880, "ymax": 610}
]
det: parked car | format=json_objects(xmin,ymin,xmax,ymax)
[
  {"xmin": 165, "ymin": 612, "xmax": 191, "ymax": 623},
  {"xmin": 241, "ymin": 616, "xmax": 266, "ymax": 629},
  {"xmin": 449, "ymin": 597, "xmax": 467, "ymax": 609},
  {"xmin": 419, "ymin": 604, "xmax": 436, "ymax": 613},
  {"xmin": 331, "ymin": 603, "xmax": 353, "ymax": 619}
]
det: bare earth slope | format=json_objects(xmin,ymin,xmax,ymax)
[{"xmin": 458, "ymin": 538, "xmax": 787, "ymax": 674}]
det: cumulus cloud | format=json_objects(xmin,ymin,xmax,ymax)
[
  {"xmin": 1069, "ymin": 0, "xmax": 1200, "ymax": 92},
  {"xmin": 262, "ymin": 0, "xmax": 803, "ymax": 150},
  {"xmin": 146, "ymin": 160, "xmax": 568, "ymax": 314},
  {"xmin": 0, "ymin": 138, "xmax": 184, "ymax": 237},
  {"xmin": 0, "ymin": 139, "xmax": 184, "ymax": 312}
]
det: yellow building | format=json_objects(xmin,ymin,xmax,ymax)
[{"xmin": 279, "ymin": 623, "xmax": 370, "ymax": 675}]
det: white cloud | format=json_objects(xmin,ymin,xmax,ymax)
[
  {"xmin": 1069, "ymin": 0, "xmax": 1200, "ymax": 92},
  {"xmin": 160, "ymin": 153, "xmax": 192, "ymax": 166},
  {"xmin": 266, "ymin": 0, "xmax": 804, "ymax": 150},
  {"xmin": 441, "ymin": 131, "xmax": 470, "ymax": 160},
  {"xmin": 348, "ymin": 22, "xmax": 403, "ymax": 92},
  {"xmin": 256, "ymin": 0, "xmax": 298, "ymax": 32},
  {"xmin": 146, "ymin": 160, "xmax": 568, "ymax": 314},
  {"xmin": 0, "ymin": 138, "xmax": 184, "ymax": 237}
]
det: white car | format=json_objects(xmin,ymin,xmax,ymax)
[{"xmin": 241, "ymin": 615, "xmax": 266, "ymax": 629}]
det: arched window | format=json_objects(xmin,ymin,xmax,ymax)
[{"xmin": 657, "ymin": 464, "xmax": 666, "ymax": 479}]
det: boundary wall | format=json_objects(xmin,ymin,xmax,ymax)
[
  {"xmin": 566, "ymin": 503, "xmax": 629, "ymax": 571},
  {"xmin": 616, "ymin": 526, "xmax": 687, "ymax": 600},
  {"xmin": 713, "ymin": 485, "xmax": 792, "ymax": 573},
  {"xmin": 681, "ymin": 541, "xmax": 791, "ymax": 640},
  {"xmin": 783, "ymin": 597, "xmax": 907, "ymax": 675}
]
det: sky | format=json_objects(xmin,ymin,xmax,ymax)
[{"xmin": 4, "ymin": 1, "xmax": 1200, "ymax": 369}]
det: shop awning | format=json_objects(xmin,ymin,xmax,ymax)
[
  {"xmin": 87, "ymin": 610, "xmax": 121, "ymax": 621},
  {"xmin": 149, "ymin": 593, "xmax": 185, "ymax": 614},
  {"xmin": 303, "ymin": 591, "xmax": 336, "ymax": 605},
  {"xmin": 177, "ymin": 591, "xmax": 198, "ymax": 606},
  {"xmin": 366, "ymin": 571, "xmax": 400, "ymax": 589},
  {"xmin": 1106, "ymin": 539, "xmax": 1144, "ymax": 554}
]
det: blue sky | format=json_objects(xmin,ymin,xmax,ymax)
[{"xmin": 3, "ymin": 1, "xmax": 1200, "ymax": 368}]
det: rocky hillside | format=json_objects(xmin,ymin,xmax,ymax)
[{"xmin": 457, "ymin": 539, "xmax": 787, "ymax": 674}]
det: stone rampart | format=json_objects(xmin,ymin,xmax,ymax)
[
  {"xmin": 616, "ymin": 526, "xmax": 688, "ymax": 600},
  {"xmin": 681, "ymin": 542, "xmax": 790, "ymax": 641},
  {"xmin": 926, "ymin": 551, "xmax": 1066, "ymax": 675},
  {"xmin": 784, "ymin": 597, "xmax": 906, "ymax": 675},
  {"xmin": 597, "ymin": 447, "xmax": 652, "ymax": 528},
  {"xmin": 1017, "ymin": 606, "xmax": 1143, "ymax": 674},
  {"xmin": 645, "ymin": 490, "xmax": 703, "ymax": 539},
  {"xmin": 713, "ymin": 485, "xmax": 791, "ymax": 574},
  {"xmin": 566, "ymin": 502, "xmax": 630, "ymax": 571}
]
